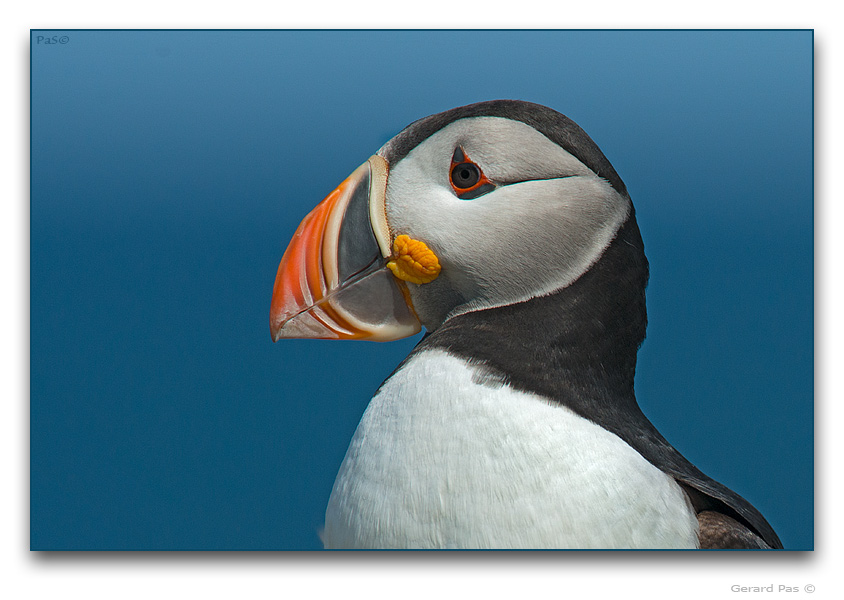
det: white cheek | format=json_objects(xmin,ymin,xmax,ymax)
[
  {"xmin": 381, "ymin": 116, "xmax": 630, "ymax": 325},
  {"xmin": 387, "ymin": 171, "xmax": 629, "ymax": 320},
  {"xmin": 466, "ymin": 177, "xmax": 628, "ymax": 305}
]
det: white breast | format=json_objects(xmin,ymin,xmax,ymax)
[{"xmin": 323, "ymin": 349, "xmax": 699, "ymax": 549}]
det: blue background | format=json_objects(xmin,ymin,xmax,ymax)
[{"xmin": 30, "ymin": 30, "xmax": 813, "ymax": 550}]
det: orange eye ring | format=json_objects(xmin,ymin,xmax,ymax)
[{"xmin": 449, "ymin": 146, "xmax": 495, "ymax": 200}]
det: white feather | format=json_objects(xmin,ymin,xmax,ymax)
[{"xmin": 323, "ymin": 349, "xmax": 699, "ymax": 549}]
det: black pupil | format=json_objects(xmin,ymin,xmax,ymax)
[{"xmin": 452, "ymin": 163, "xmax": 480, "ymax": 189}]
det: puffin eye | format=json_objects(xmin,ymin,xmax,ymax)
[
  {"xmin": 451, "ymin": 163, "xmax": 480, "ymax": 189},
  {"xmin": 449, "ymin": 147, "xmax": 495, "ymax": 200}
]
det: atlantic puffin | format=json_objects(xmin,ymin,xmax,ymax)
[{"xmin": 269, "ymin": 100, "xmax": 782, "ymax": 550}]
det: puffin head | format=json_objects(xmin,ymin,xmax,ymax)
[{"xmin": 270, "ymin": 100, "xmax": 637, "ymax": 341}]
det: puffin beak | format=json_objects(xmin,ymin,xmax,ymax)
[{"xmin": 270, "ymin": 155, "xmax": 422, "ymax": 341}]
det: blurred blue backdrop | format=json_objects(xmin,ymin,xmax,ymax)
[{"xmin": 30, "ymin": 30, "xmax": 813, "ymax": 550}]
